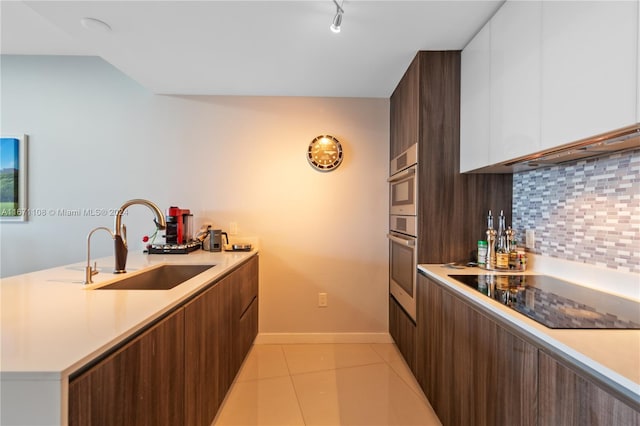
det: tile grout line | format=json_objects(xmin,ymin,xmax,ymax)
[
  {"xmin": 287, "ymin": 359, "xmax": 389, "ymax": 379},
  {"xmin": 368, "ymin": 343, "xmax": 431, "ymax": 403},
  {"xmin": 280, "ymin": 344, "xmax": 309, "ymax": 425}
]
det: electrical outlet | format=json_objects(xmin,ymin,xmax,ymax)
[
  {"xmin": 525, "ymin": 229, "xmax": 535, "ymax": 249},
  {"xmin": 318, "ymin": 292, "xmax": 328, "ymax": 307},
  {"xmin": 229, "ymin": 222, "xmax": 238, "ymax": 235}
]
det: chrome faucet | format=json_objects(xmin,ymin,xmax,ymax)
[
  {"xmin": 114, "ymin": 199, "xmax": 167, "ymax": 274},
  {"xmin": 84, "ymin": 226, "xmax": 115, "ymax": 284}
]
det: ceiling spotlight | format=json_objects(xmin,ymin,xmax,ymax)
[{"xmin": 330, "ymin": 0, "xmax": 344, "ymax": 33}]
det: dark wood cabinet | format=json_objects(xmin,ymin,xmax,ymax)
[
  {"xmin": 478, "ymin": 314, "xmax": 538, "ymax": 426},
  {"xmin": 69, "ymin": 255, "xmax": 259, "ymax": 426},
  {"xmin": 184, "ymin": 271, "xmax": 233, "ymax": 426},
  {"xmin": 68, "ymin": 309, "xmax": 185, "ymax": 426},
  {"xmin": 388, "ymin": 51, "xmax": 513, "ymax": 376},
  {"xmin": 539, "ymin": 351, "xmax": 640, "ymax": 426},
  {"xmin": 235, "ymin": 296, "xmax": 258, "ymax": 372},
  {"xmin": 184, "ymin": 254, "xmax": 259, "ymax": 426},
  {"xmin": 390, "ymin": 55, "xmax": 420, "ymax": 159},
  {"xmin": 232, "ymin": 255, "xmax": 259, "ymax": 374},
  {"xmin": 416, "ymin": 273, "xmax": 538, "ymax": 426},
  {"xmin": 415, "ymin": 276, "xmax": 451, "ymax": 421},
  {"xmin": 389, "ymin": 296, "xmax": 416, "ymax": 372},
  {"xmin": 417, "ymin": 272, "xmax": 640, "ymax": 425}
]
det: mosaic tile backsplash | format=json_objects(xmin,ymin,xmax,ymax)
[{"xmin": 512, "ymin": 149, "xmax": 640, "ymax": 274}]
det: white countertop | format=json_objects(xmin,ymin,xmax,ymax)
[
  {"xmin": 1, "ymin": 249, "xmax": 258, "ymax": 379},
  {"xmin": 418, "ymin": 264, "xmax": 640, "ymax": 406}
]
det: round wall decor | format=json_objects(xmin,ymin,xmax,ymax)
[{"xmin": 307, "ymin": 135, "xmax": 343, "ymax": 172}]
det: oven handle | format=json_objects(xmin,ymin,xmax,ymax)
[
  {"xmin": 387, "ymin": 166, "xmax": 416, "ymax": 183},
  {"xmin": 387, "ymin": 233, "xmax": 416, "ymax": 247}
]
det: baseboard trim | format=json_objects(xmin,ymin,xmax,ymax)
[{"xmin": 254, "ymin": 332, "xmax": 393, "ymax": 345}]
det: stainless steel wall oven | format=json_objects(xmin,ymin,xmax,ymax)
[
  {"xmin": 389, "ymin": 144, "xmax": 418, "ymax": 216},
  {"xmin": 388, "ymin": 143, "xmax": 418, "ymax": 321}
]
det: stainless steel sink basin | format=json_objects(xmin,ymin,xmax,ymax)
[{"xmin": 96, "ymin": 264, "xmax": 215, "ymax": 290}]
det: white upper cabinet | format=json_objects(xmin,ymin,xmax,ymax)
[
  {"xmin": 541, "ymin": 0, "xmax": 638, "ymax": 149},
  {"xmin": 490, "ymin": 1, "xmax": 542, "ymax": 164},
  {"xmin": 460, "ymin": 23, "xmax": 491, "ymax": 172},
  {"xmin": 460, "ymin": 0, "xmax": 639, "ymax": 172}
]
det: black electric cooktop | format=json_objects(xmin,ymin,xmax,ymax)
[{"xmin": 448, "ymin": 274, "xmax": 640, "ymax": 329}]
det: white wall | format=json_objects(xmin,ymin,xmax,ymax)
[{"xmin": 0, "ymin": 55, "xmax": 390, "ymax": 337}]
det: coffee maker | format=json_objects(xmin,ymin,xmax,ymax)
[{"xmin": 165, "ymin": 206, "xmax": 193, "ymax": 245}]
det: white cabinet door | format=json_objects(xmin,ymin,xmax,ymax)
[
  {"xmin": 541, "ymin": 1, "xmax": 637, "ymax": 149},
  {"xmin": 490, "ymin": 0, "xmax": 542, "ymax": 164},
  {"xmin": 460, "ymin": 23, "xmax": 491, "ymax": 172}
]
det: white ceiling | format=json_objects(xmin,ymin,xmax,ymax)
[{"xmin": 1, "ymin": 1, "xmax": 504, "ymax": 98}]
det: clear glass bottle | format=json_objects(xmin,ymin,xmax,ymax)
[
  {"xmin": 495, "ymin": 211, "xmax": 509, "ymax": 269},
  {"xmin": 506, "ymin": 227, "xmax": 517, "ymax": 269},
  {"xmin": 485, "ymin": 210, "xmax": 496, "ymax": 269}
]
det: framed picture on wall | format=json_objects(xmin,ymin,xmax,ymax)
[{"xmin": 0, "ymin": 135, "xmax": 28, "ymax": 222}]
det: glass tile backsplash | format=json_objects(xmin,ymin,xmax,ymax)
[{"xmin": 512, "ymin": 149, "xmax": 640, "ymax": 274}]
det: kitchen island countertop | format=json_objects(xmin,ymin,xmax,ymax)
[
  {"xmin": 1, "ymin": 249, "xmax": 258, "ymax": 425},
  {"xmin": 418, "ymin": 264, "xmax": 640, "ymax": 409}
]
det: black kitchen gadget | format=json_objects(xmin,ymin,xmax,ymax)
[
  {"xmin": 147, "ymin": 241, "xmax": 201, "ymax": 254},
  {"xmin": 448, "ymin": 274, "xmax": 640, "ymax": 329}
]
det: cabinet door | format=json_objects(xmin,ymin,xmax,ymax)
[
  {"xmin": 539, "ymin": 351, "xmax": 640, "ymax": 425},
  {"xmin": 236, "ymin": 297, "xmax": 258, "ymax": 371},
  {"xmin": 415, "ymin": 273, "xmax": 433, "ymax": 397},
  {"xmin": 490, "ymin": 0, "xmax": 542, "ymax": 164},
  {"xmin": 184, "ymin": 275, "xmax": 233, "ymax": 426},
  {"xmin": 390, "ymin": 55, "xmax": 420, "ymax": 159},
  {"xmin": 416, "ymin": 274, "xmax": 537, "ymax": 425},
  {"xmin": 416, "ymin": 274, "xmax": 453, "ymax": 424},
  {"xmin": 389, "ymin": 296, "xmax": 416, "ymax": 372},
  {"xmin": 447, "ymin": 283, "xmax": 537, "ymax": 425},
  {"xmin": 475, "ymin": 311, "xmax": 538, "ymax": 425},
  {"xmin": 541, "ymin": 0, "xmax": 637, "ymax": 149},
  {"xmin": 460, "ymin": 23, "xmax": 491, "ymax": 172},
  {"xmin": 232, "ymin": 255, "xmax": 259, "ymax": 374},
  {"xmin": 69, "ymin": 310, "xmax": 185, "ymax": 426},
  {"xmin": 235, "ymin": 254, "xmax": 259, "ymax": 319}
]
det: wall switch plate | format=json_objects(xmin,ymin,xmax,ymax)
[
  {"xmin": 526, "ymin": 229, "xmax": 535, "ymax": 249},
  {"xmin": 318, "ymin": 292, "xmax": 328, "ymax": 307}
]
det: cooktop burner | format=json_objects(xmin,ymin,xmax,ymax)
[{"xmin": 448, "ymin": 274, "xmax": 640, "ymax": 330}]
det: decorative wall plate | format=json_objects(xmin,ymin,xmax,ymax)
[{"xmin": 307, "ymin": 135, "xmax": 343, "ymax": 172}]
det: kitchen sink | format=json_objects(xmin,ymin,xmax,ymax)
[{"xmin": 95, "ymin": 264, "xmax": 215, "ymax": 290}]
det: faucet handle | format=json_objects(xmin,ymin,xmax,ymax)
[
  {"xmin": 84, "ymin": 262, "xmax": 99, "ymax": 285},
  {"xmin": 121, "ymin": 223, "xmax": 127, "ymax": 246}
]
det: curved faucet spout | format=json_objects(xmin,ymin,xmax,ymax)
[
  {"xmin": 113, "ymin": 199, "xmax": 167, "ymax": 274},
  {"xmin": 84, "ymin": 226, "xmax": 115, "ymax": 284}
]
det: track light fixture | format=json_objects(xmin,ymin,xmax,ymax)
[{"xmin": 330, "ymin": 0, "xmax": 344, "ymax": 33}]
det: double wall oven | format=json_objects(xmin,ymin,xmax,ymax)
[{"xmin": 388, "ymin": 143, "xmax": 418, "ymax": 321}]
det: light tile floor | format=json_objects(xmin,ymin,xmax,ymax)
[{"xmin": 212, "ymin": 343, "xmax": 442, "ymax": 426}]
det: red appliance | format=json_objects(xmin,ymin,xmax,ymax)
[{"xmin": 165, "ymin": 206, "xmax": 193, "ymax": 245}]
